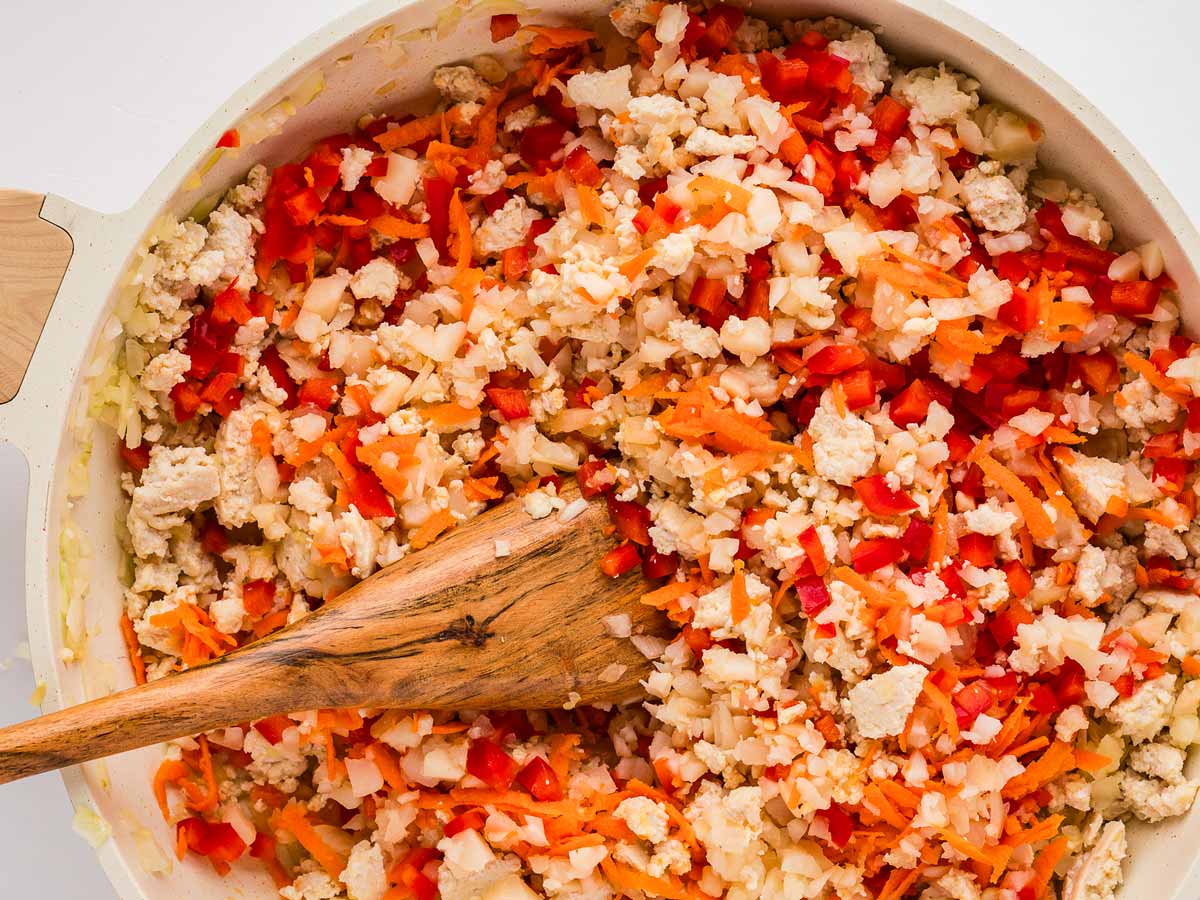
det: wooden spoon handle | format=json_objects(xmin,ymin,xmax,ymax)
[
  {"xmin": 0, "ymin": 650, "xmax": 280, "ymax": 784},
  {"xmin": 0, "ymin": 190, "xmax": 74, "ymax": 403}
]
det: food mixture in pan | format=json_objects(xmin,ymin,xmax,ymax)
[{"xmin": 98, "ymin": 1, "xmax": 1200, "ymax": 897}]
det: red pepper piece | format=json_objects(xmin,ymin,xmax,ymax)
[
  {"xmin": 490, "ymin": 13, "xmax": 520, "ymax": 41},
  {"xmin": 599, "ymin": 543, "xmax": 641, "ymax": 577},
  {"xmin": 853, "ymin": 475, "xmax": 918, "ymax": 517},
  {"xmin": 515, "ymin": 756, "xmax": 563, "ymax": 801},
  {"xmin": 851, "ymin": 537, "xmax": 904, "ymax": 573},
  {"xmin": 795, "ymin": 576, "xmax": 832, "ymax": 616},
  {"xmin": 466, "ymin": 738, "xmax": 519, "ymax": 790},
  {"xmin": 485, "ymin": 386, "xmax": 531, "ymax": 421}
]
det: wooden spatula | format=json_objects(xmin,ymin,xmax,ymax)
[{"xmin": 0, "ymin": 482, "xmax": 665, "ymax": 784}]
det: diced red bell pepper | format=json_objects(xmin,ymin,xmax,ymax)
[
  {"xmin": 853, "ymin": 475, "xmax": 918, "ymax": 517},
  {"xmin": 216, "ymin": 129, "xmax": 240, "ymax": 149},
  {"xmin": 998, "ymin": 285, "xmax": 1041, "ymax": 332},
  {"xmin": 520, "ymin": 122, "xmax": 569, "ymax": 172},
  {"xmin": 797, "ymin": 526, "xmax": 828, "ymax": 576},
  {"xmin": 820, "ymin": 803, "xmax": 854, "ymax": 848},
  {"xmin": 851, "ymin": 538, "xmax": 904, "ymax": 573},
  {"xmin": 871, "ymin": 96, "xmax": 909, "ymax": 143},
  {"xmin": 889, "ymin": 379, "xmax": 932, "ymax": 427},
  {"xmin": 444, "ymin": 809, "xmax": 487, "ymax": 837},
  {"xmin": 903, "ymin": 519, "xmax": 933, "ymax": 565},
  {"xmin": 1109, "ymin": 280, "xmax": 1161, "ymax": 317},
  {"xmin": 1052, "ymin": 659, "xmax": 1087, "ymax": 707},
  {"xmin": 756, "ymin": 51, "xmax": 809, "ymax": 104},
  {"xmin": 807, "ymin": 52, "xmax": 853, "ymax": 92},
  {"xmin": 503, "ymin": 245, "xmax": 530, "ymax": 281},
  {"xmin": 740, "ymin": 280, "xmax": 771, "ymax": 321},
  {"xmin": 260, "ymin": 345, "xmax": 299, "ymax": 409},
  {"xmin": 795, "ymin": 576, "xmax": 832, "ymax": 616},
  {"xmin": 840, "ymin": 368, "xmax": 876, "ymax": 411},
  {"xmin": 689, "ymin": 277, "xmax": 727, "ymax": 313},
  {"xmin": 466, "ymin": 738, "xmax": 519, "ymax": 790},
  {"xmin": 563, "ymin": 145, "xmax": 603, "ymax": 187},
  {"xmin": 577, "ymin": 459, "xmax": 610, "ymax": 498},
  {"xmin": 692, "ymin": 3, "xmax": 744, "ymax": 57},
  {"xmin": 939, "ymin": 563, "xmax": 967, "ymax": 599},
  {"xmin": 242, "ymin": 580, "xmax": 276, "ymax": 617},
  {"xmin": 944, "ymin": 427, "xmax": 975, "ymax": 464},
  {"xmin": 490, "ymin": 13, "xmax": 520, "ymax": 41},
  {"xmin": 1153, "ymin": 457, "xmax": 1189, "ymax": 494},
  {"xmin": 642, "ymin": 551, "xmax": 679, "ymax": 580},
  {"xmin": 599, "ymin": 543, "xmax": 641, "ymax": 577},
  {"xmin": 119, "ymin": 440, "xmax": 152, "ymax": 472},
  {"xmin": 298, "ymin": 376, "xmax": 340, "ymax": 410},
  {"xmin": 1003, "ymin": 560, "xmax": 1033, "ymax": 599},
  {"xmin": 682, "ymin": 624, "xmax": 715, "ymax": 655},
  {"xmin": 348, "ymin": 466, "xmax": 395, "ymax": 519},
  {"xmin": 1142, "ymin": 431, "xmax": 1182, "ymax": 460},
  {"xmin": 485, "ymin": 386, "xmax": 531, "ymax": 421},
  {"xmin": 170, "ymin": 382, "xmax": 204, "ymax": 422},
  {"xmin": 515, "ymin": 755, "xmax": 563, "ymax": 801},
  {"xmin": 200, "ymin": 371, "xmax": 239, "ymax": 405},
  {"xmin": 988, "ymin": 603, "xmax": 1033, "ymax": 648},
  {"xmin": 808, "ymin": 344, "xmax": 867, "ymax": 375},
  {"xmin": 423, "ymin": 176, "xmax": 454, "ymax": 256},
  {"xmin": 176, "ymin": 819, "xmax": 246, "ymax": 873},
  {"xmin": 958, "ymin": 532, "xmax": 996, "ymax": 569},
  {"xmin": 607, "ymin": 495, "xmax": 652, "ymax": 546},
  {"xmin": 210, "ymin": 283, "xmax": 254, "ymax": 326},
  {"xmin": 953, "ymin": 681, "xmax": 995, "ymax": 727},
  {"xmin": 253, "ymin": 714, "xmax": 293, "ymax": 746},
  {"xmin": 284, "ymin": 187, "xmax": 324, "ymax": 227}
]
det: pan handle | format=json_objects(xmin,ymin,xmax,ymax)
[{"xmin": 0, "ymin": 190, "xmax": 75, "ymax": 405}]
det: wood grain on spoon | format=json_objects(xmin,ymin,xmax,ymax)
[{"xmin": 0, "ymin": 482, "xmax": 665, "ymax": 784}]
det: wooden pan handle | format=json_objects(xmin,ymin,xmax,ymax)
[{"xmin": 0, "ymin": 190, "xmax": 74, "ymax": 404}]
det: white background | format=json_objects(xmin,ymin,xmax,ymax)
[{"xmin": 0, "ymin": 1, "xmax": 1197, "ymax": 896}]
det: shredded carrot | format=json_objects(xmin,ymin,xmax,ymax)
[
  {"xmin": 1073, "ymin": 748, "xmax": 1113, "ymax": 772},
  {"xmin": 422, "ymin": 402, "xmax": 481, "ymax": 427},
  {"xmin": 940, "ymin": 829, "xmax": 1013, "ymax": 883},
  {"xmin": 1003, "ymin": 740, "xmax": 1075, "ymax": 799},
  {"xmin": 365, "ymin": 742, "xmax": 407, "ymax": 791},
  {"xmin": 1124, "ymin": 351, "xmax": 1191, "ymax": 402},
  {"xmin": 119, "ymin": 612, "xmax": 147, "ymax": 686},
  {"xmin": 577, "ymin": 184, "xmax": 606, "ymax": 226},
  {"xmin": 832, "ymin": 566, "xmax": 888, "ymax": 607},
  {"xmin": 688, "ymin": 174, "xmax": 752, "ymax": 212},
  {"xmin": 618, "ymin": 247, "xmax": 657, "ymax": 281},
  {"xmin": 599, "ymin": 858, "xmax": 690, "ymax": 900},
  {"xmin": 641, "ymin": 578, "xmax": 699, "ymax": 611},
  {"xmin": 1027, "ymin": 836, "xmax": 1069, "ymax": 899},
  {"xmin": 922, "ymin": 679, "xmax": 960, "ymax": 742},
  {"xmin": 152, "ymin": 759, "xmax": 192, "ymax": 820},
  {"xmin": 877, "ymin": 866, "xmax": 923, "ymax": 900},
  {"xmin": 860, "ymin": 255, "xmax": 966, "ymax": 299},
  {"xmin": 375, "ymin": 114, "xmax": 442, "ymax": 151},
  {"xmin": 972, "ymin": 446, "xmax": 1056, "ymax": 541},
  {"xmin": 369, "ymin": 215, "xmax": 431, "ymax": 240},
  {"xmin": 275, "ymin": 802, "xmax": 347, "ymax": 878},
  {"xmin": 409, "ymin": 508, "xmax": 455, "ymax": 550},
  {"xmin": 250, "ymin": 419, "xmax": 274, "ymax": 457},
  {"xmin": 730, "ymin": 563, "xmax": 750, "ymax": 624},
  {"xmin": 524, "ymin": 25, "xmax": 595, "ymax": 55}
]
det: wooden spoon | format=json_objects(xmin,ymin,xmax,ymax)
[{"xmin": 0, "ymin": 483, "xmax": 665, "ymax": 784}]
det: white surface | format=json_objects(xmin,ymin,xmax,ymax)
[{"xmin": 0, "ymin": 0, "xmax": 1197, "ymax": 896}]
